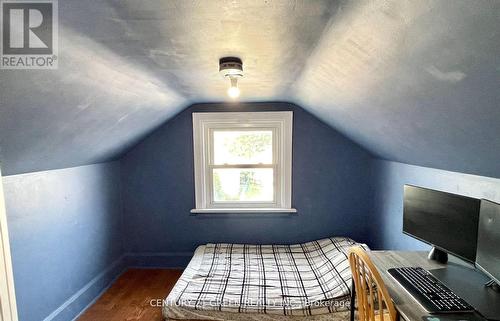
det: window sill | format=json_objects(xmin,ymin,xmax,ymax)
[{"xmin": 190, "ymin": 208, "xmax": 297, "ymax": 214}]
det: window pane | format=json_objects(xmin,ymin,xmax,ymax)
[
  {"xmin": 213, "ymin": 168, "xmax": 274, "ymax": 202},
  {"xmin": 213, "ymin": 130, "xmax": 272, "ymax": 165}
]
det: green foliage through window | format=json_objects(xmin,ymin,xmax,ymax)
[
  {"xmin": 213, "ymin": 170, "xmax": 265, "ymax": 201},
  {"xmin": 225, "ymin": 132, "xmax": 272, "ymax": 161}
]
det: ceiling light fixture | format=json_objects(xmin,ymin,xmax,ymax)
[{"xmin": 219, "ymin": 57, "xmax": 243, "ymax": 99}]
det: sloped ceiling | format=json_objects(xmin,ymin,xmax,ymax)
[
  {"xmin": 1, "ymin": 0, "xmax": 499, "ymax": 177},
  {"xmin": 293, "ymin": 0, "xmax": 500, "ymax": 178}
]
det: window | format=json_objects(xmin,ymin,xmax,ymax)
[{"xmin": 191, "ymin": 111, "xmax": 295, "ymax": 213}]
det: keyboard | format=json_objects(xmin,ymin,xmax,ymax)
[{"xmin": 388, "ymin": 267, "xmax": 474, "ymax": 313}]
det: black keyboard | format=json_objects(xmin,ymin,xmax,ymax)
[{"xmin": 388, "ymin": 267, "xmax": 474, "ymax": 313}]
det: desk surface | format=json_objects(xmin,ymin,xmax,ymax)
[
  {"xmin": 368, "ymin": 251, "xmax": 448, "ymax": 321},
  {"xmin": 368, "ymin": 251, "xmax": 499, "ymax": 321}
]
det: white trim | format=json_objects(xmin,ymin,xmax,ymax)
[
  {"xmin": 192, "ymin": 111, "xmax": 293, "ymax": 212},
  {"xmin": 191, "ymin": 208, "xmax": 297, "ymax": 214},
  {"xmin": 42, "ymin": 255, "xmax": 126, "ymax": 321},
  {"xmin": 0, "ymin": 167, "xmax": 19, "ymax": 321}
]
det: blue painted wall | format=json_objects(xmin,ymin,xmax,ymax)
[
  {"xmin": 3, "ymin": 102, "xmax": 500, "ymax": 321},
  {"xmin": 370, "ymin": 160, "xmax": 500, "ymax": 251},
  {"xmin": 2, "ymin": 162, "xmax": 124, "ymax": 321},
  {"xmin": 120, "ymin": 102, "xmax": 375, "ymax": 257}
]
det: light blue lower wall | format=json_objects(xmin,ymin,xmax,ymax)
[
  {"xmin": 5, "ymin": 131, "xmax": 500, "ymax": 321},
  {"xmin": 2, "ymin": 162, "xmax": 125, "ymax": 321},
  {"xmin": 371, "ymin": 160, "xmax": 500, "ymax": 250}
]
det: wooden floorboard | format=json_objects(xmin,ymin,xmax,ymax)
[{"xmin": 78, "ymin": 269, "xmax": 183, "ymax": 321}]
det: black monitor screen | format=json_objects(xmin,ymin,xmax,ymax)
[
  {"xmin": 403, "ymin": 185, "xmax": 480, "ymax": 262},
  {"xmin": 476, "ymin": 200, "xmax": 500, "ymax": 284}
]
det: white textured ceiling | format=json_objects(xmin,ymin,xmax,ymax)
[{"xmin": 1, "ymin": 0, "xmax": 499, "ymax": 177}]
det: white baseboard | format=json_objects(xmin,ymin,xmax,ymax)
[{"xmin": 43, "ymin": 251, "xmax": 193, "ymax": 321}]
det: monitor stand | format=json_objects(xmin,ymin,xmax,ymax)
[
  {"xmin": 485, "ymin": 279, "xmax": 500, "ymax": 293},
  {"xmin": 428, "ymin": 246, "xmax": 448, "ymax": 263},
  {"xmin": 430, "ymin": 264, "xmax": 500, "ymax": 320}
]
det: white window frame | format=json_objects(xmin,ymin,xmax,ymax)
[{"xmin": 191, "ymin": 111, "xmax": 296, "ymax": 213}]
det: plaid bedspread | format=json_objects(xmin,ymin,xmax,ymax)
[{"xmin": 173, "ymin": 237, "xmax": 366, "ymax": 316}]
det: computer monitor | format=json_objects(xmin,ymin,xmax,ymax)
[
  {"xmin": 476, "ymin": 200, "xmax": 500, "ymax": 286},
  {"xmin": 403, "ymin": 185, "xmax": 481, "ymax": 263}
]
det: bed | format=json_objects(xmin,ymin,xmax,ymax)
[{"xmin": 163, "ymin": 237, "xmax": 367, "ymax": 321}]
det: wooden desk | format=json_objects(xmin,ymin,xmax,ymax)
[
  {"xmin": 367, "ymin": 251, "xmax": 499, "ymax": 321},
  {"xmin": 368, "ymin": 251, "xmax": 448, "ymax": 321}
]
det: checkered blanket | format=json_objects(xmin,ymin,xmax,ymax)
[{"xmin": 173, "ymin": 237, "xmax": 366, "ymax": 316}]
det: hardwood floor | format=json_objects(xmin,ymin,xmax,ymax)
[{"xmin": 78, "ymin": 269, "xmax": 183, "ymax": 321}]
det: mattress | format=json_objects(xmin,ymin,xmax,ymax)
[{"xmin": 164, "ymin": 237, "xmax": 365, "ymax": 321}]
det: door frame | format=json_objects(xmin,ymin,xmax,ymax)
[{"xmin": 0, "ymin": 167, "xmax": 18, "ymax": 321}]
